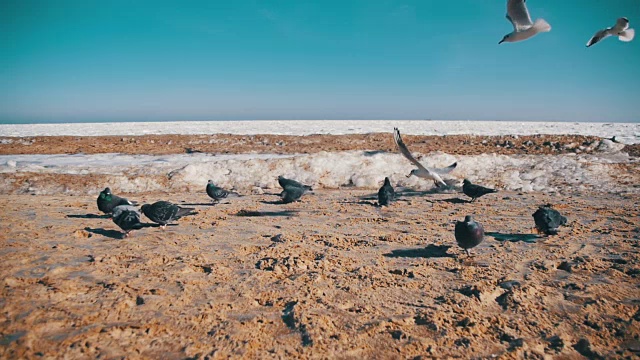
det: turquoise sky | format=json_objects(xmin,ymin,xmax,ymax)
[{"xmin": 1, "ymin": 0, "xmax": 639, "ymax": 123}]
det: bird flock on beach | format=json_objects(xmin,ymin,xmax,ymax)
[{"xmin": 97, "ymin": 126, "xmax": 568, "ymax": 257}]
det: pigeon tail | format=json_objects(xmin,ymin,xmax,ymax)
[
  {"xmin": 533, "ymin": 18, "xmax": 551, "ymax": 33},
  {"xmin": 175, "ymin": 207, "xmax": 197, "ymax": 218},
  {"xmin": 619, "ymin": 28, "xmax": 635, "ymax": 42}
]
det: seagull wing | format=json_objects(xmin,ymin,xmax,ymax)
[
  {"xmin": 432, "ymin": 162, "xmax": 457, "ymax": 175},
  {"xmin": 615, "ymin": 17, "xmax": 630, "ymax": 32},
  {"xmin": 393, "ymin": 127, "xmax": 429, "ymax": 172},
  {"xmin": 506, "ymin": 0, "xmax": 533, "ymax": 31},
  {"xmin": 586, "ymin": 28, "xmax": 612, "ymax": 47}
]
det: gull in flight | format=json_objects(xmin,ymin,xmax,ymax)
[
  {"xmin": 586, "ymin": 17, "xmax": 635, "ymax": 47},
  {"xmin": 393, "ymin": 128, "xmax": 457, "ymax": 188},
  {"xmin": 499, "ymin": 0, "xmax": 551, "ymax": 44}
]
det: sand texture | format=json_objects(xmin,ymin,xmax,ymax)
[{"xmin": 1, "ymin": 189, "xmax": 639, "ymax": 359}]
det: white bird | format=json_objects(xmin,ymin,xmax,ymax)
[
  {"xmin": 393, "ymin": 128, "xmax": 457, "ymax": 188},
  {"xmin": 499, "ymin": 0, "xmax": 551, "ymax": 44},
  {"xmin": 586, "ymin": 17, "xmax": 635, "ymax": 47}
]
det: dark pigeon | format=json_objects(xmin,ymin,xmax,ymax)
[
  {"xmin": 112, "ymin": 205, "xmax": 143, "ymax": 237},
  {"xmin": 532, "ymin": 204, "xmax": 567, "ymax": 236},
  {"xmin": 378, "ymin": 177, "xmax": 395, "ymax": 206},
  {"xmin": 278, "ymin": 176, "xmax": 312, "ymax": 191},
  {"xmin": 206, "ymin": 180, "xmax": 240, "ymax": 202},
  {"xmin": 97, "ymin": 187, "xmax": 135, "ymax": 214},
  {"xmin": 280, "ymin": 186, "xmax": 307, "ymax": 204},
  {"xmin": 141, "ymin": 201, "xmax": 196, "ymax": 229},
  {"xmin": 462, "ymin": 179, "xmax": 497, "ymax": 202},
  {"xmin": 454, "ymin": 215, "xmax": 485, "ymax": 256}
]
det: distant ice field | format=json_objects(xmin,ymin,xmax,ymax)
[{"xmin": 1, "ymin": 120, "xmax": 639, "ymax": 144}]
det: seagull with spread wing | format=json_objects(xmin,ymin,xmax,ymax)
[
  {"xmin": 499, "ymin": 0, "xmax": 551, "ymax": 44},
  {"xmin": 586, "ymin": 17, "xmax": 635, "ymax": 47},
  {"xmin": 393, "ymin": 128, "xmax": 457, "ymax": 188}
]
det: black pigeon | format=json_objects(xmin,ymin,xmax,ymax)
[
  {"xmin": 280, "ymin": 186, "xmax": 307, "ymax": 204},
  {"xmin": 206, "ymin": 180, "xmax": 240, "ymax": 202},
  {"xmin": 462, "ymin": 179, "xmax": 497, "ymax": 202},
  {"xmin": 97, "ymin": 187, "xmax": 135, "ymax": 214},
  {"xmin": 112, "ymin": 205, "xmax": 143, "ymax": 237},
  {"xmin": 141, "ymin": 201, "xmax": 196, "ymax": 229},
  {"xmin": 378, "ymin": 177, "xmax": 395, "ymax": 206},
  {"xmin": 532, "ymin": 204, "xmax": 567, "ymax": 236},
  {"xmin": 277, "ymin": 176, "xmax": 312, "ymax": 191},
  {"xmin": 454, "ymin": 215, "xmax": 485, "ymax": 256}
]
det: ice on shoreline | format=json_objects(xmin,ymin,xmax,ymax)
[
  {"xmin": 1, "ymin": 150, "xmax": 636, "ymax": 195},
  {"xmin": 1, "ymin": 120, "xmax": 638, "ymax": 144}
]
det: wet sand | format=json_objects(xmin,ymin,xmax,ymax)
[{"xmin": 1, "ymin": 189, "xmax": 639, "ymax": 358}]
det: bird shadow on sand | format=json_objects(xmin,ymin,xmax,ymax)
[
  {"xmin": 66, "ymin": 214, "xmax": 111, "ymax": 219},
  {"xmin": 84, "ymin": 227, "xmax": 124, "ymax": 239},
  {"xmin": 486, "ymin": 232, "xmax": 540, "ymax": 243},
  {"xmin": 384, "ymin": 244, "xmax": 454, "ymax": 259},
  {"xmin": 236, "ymin": 209, "xmax": 298, "ymax": 217},
  {"xmin": 179, "ymin": 202, "xmax": 218, "ymax": 207},
  {"xmin": 363, "ymin": 150, "xmax": 388, "ymax": 157},
  {"xmin": 432, "ymin": 197, "xmax": 469, "ymax": 204},
  {"xmin": 340, "ymin": 200, "xmax": 380, "ymax": 207}
]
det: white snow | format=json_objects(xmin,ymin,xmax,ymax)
[{"xmin": 1, "ymin": 120, "xmax": 638, "ymax": 144}]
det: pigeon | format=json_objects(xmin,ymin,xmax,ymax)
[
  {"xmin": 141, "ymin": 201, "xmax": 196, "ymax": 229},
  {"xmin": 532, "ymin": 204, "xmax": 567, "ymax": 235},
  {"xmin": 393, "ymin": 128, "xmax": 457, "ymax": 187},
  {"xmin": 277, "ymin": 176, "xmax": 312, "ymax": 191},
  {"xmin": 586, "ymin": 17, "xmax": 635, "ymax": 47},
  {"xmin": 206, "ymin": 180, "xmax": 240, "ymax": 202},
  {"xmin": 97, "ymin": 187, "xmax": 136, "ymax": 214},
  {"xmin": 462, "ymin": 179, "xmax": 498, "ymax": 202},
  {"xmin": 499, "ymin": 0, "xmax": 551, "ymax": 44},
  {"xmin": 378, "ymin": 177, "xmax": 395, "ymax": 206},
  {"xmin": 455, "ymin": 215, "xmax": 485, "ymax": 256},
  {"xmin": 112, "ymin": 205, "xmax": 143, "ymax": 237}
]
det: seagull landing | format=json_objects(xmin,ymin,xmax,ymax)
[
  {"xmin": 587, "ymin": 17, "xmax": 635, "ymax": 47},
  {"xmin": 393, "ymin": 128, "xmax": 457, "ymax": 188},
  {"xmin": 499, "ymin": 0, "xmax": 551, "ymax": 44}
]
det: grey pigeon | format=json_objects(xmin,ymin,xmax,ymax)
[
  {"xmin": 112, "ymin": 205, "xmax": 143, "ymax": 237},
  {"xmin": 378, "ymin": 177, "xmax": 395, "ymax": 206},
  {"xmin": 97, "ymin": 187, "xmax": 135, "ymax": 214},
  {"xmin": 454, "ymin": 215, "xmax": 485, "ymax": 256},
  {"xmin": 141, "ymin": 201, "xmax": 196, "ymax": 229},
  {"xmin": 206, "ymin": 180, "xmax": 240, "ymax": 202},
  {"xmin": 277, "ymin": 176, "xmax": 312, "ymax": 191},
  {"xmin": 280, "ymin": 186, "xmax": 307, "ymax": 204},
  {"xmin": 532, "ymin": 204, "xmax": 567, "ymax": 235},
  {"xmin": 587, "ymin": 17, "xmax": 635, "ymax": 47},
  {"xmin": 462, "ymin": 179, "xmax": 498, "ymax": 202}
]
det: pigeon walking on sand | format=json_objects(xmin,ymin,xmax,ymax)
[
  {"xmin": 97, "ymin": 187, "xmax": 136, "ymax": 215},
  {"xmin": 277, "ymin": 176, "xmax": 312, "ymax": 204},
  {"xmin": 499, "ymin": 0, "xmax": 551, "ymax": 44},
  {"xmin": 378, "ymin": 177, "xmax": 395, "ymax": 206},
  {"xmin": 206, "ymin": 180, "xmax": 240, "ymax": 202},
  {"xmin": 462, "ymin": 179, "xmax": 498, "ymax": 203},
  {"xmin": 112, "ymin": 205, "xmax": 143, "ymax": 237},
  {"xmin": 586, "ymin": 17, "xmax": 635, "ymax": 47},
  {"xmin": 532, "ymin": 204, "xmax": 567, "ymax": 236},
  {"xmin": 455, "ymin": 215, "xmax": 485, "ymax": 256},
  {"xmin": 393, "ymin": 128, "xmax": 457, "ymax": 188},
  {"xmin": 141, "ymin": 201, "xmax": 196, "ymax": 229}
]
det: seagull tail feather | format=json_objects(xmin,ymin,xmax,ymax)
[
  {"xmin": 619, "ymin": 28, "xmax": 635, "ymax": 42},
  {"xmin": 533, "ymin": 18, "xmax": 551, "ymax": 33}
]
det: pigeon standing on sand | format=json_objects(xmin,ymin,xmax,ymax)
[
  {"xmin": 455, "ymin": 215, "xmax": 484, "ymax": 255},
  {"xmin": 97, "ymin": 187, "xmax": 135, "ymax": 214},
  {"xmin": 112, "ymin": 205, "xmax": 143, "ymax": 237},
  {"xmin": 141, "ymin": 201, "xmax": 196, "ymax": 229},
  {"xmin": 499, "ymin": 0, "xmax": 551, "ymax": 44},
  {"xmin": 532, "ymin": 204, "xmax": 567, "ymax": 235},
  {"xmin": 277, "ymin": 176, "xmax": 312, "ymax": 204},
  {"xmin": 393, "ymin": 128, "xmax": 457, "ymax": 188},
  {"xmin": 455, "ymin": 215, "xmax": 485, "ymax": 256},
  {"xmin": 378, "ymin": 177, "xmax": 395, "ymax": 206},
  {"xmin": 462, "ymin": 179, "xmax": 498, "ymax": 203},
  {"xmin": 206, "ymin": 180, "xmax": 240, "ymax": 202},
  {"xmin": 586, "ymin": 17, "xmax": 635, "ymax": 47}
]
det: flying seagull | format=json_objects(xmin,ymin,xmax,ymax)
[
  {"xmin": 112, "ymin": 205, "xmax": 143, "ymax": 237},
  {"xmin": 206, "ymin": 180, "xmax": 240, "ymax": 202},
  {"xmin": 587, "ymin": 17, "xmax": 635, "ymax": 47},
  {"xmin": 141, "ymin": 201, "xmax": 196, "ymax": 229},
  {"xmin": 462, "ymin": 179, "xmax": 498, "ymax": 203},
  {"xmin": 455, "ymin": 215, "xmax": 485, "ymax": 256},
  {"xmin": 97, "ymin": 187, "xmax": 136, "ymax": 215},
  {"xmin": 499, "ymin": 0, "xmax": 551, "ymax": 44},
  {"xmin": 378, "ymin": 177, "xmax": 395, "ymax": 206},
  {"xmin": 393, "ymin": 128, "xmax": 457, "ymax": 187},
  {"xmin": 532, "ymin": 204, "xmax": 567, "ymax": 236}
]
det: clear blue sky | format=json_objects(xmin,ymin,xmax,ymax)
[{"xmin": 1, "ymin": 0, "xmax": 639, "ymax": 123}]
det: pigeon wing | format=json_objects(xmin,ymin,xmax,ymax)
[{"xmin": 506, "ymin": 0, "xmax": 533, "ymax": 31}]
